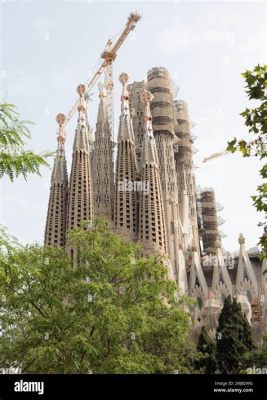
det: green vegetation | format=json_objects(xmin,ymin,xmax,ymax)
[
  {"xmin": 0, "ymin": 103, "xmax": 51, "ymax": 181},
  {"xmin": 196, "ymin": 326, "xmax": 217, "ymax": 374},
  {"xmin": 0, "ymin": 220, "xmax": 196, "ymax": 373},
  {"xmin": 242, "ymin": 335, "xmax": 267, "ymax": 372},
  {"xmin": 227, "ymin": 65, "xmax": 267, "ymax": 259},
  {"xmin": 216, "ymin": 296, "xmax": 255, "ymax": 374}
]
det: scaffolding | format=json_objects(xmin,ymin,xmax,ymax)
[
  {"xmin": 200, "ymin": 189, "xmax": 220, "ymax": 254},
  {"xmin": 147, "ymin": 67, "xmax": 175, "ymax": 136},
  {"xmin": 173, "ymin": 100, "xmax": 192, "ymax": 165}
]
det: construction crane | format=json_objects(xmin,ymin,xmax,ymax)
[
  {"xmin": 202, "ymin": 150, "xmax": 229, "ymax": 163},
  {"xmin": 60, "ymin": 11, "xmax": 141, "ymax": 129}
]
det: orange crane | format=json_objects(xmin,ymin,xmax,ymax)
[
  {"xmin": 61, "ymin": 11, "xmax": 141, "ymax": 128},
  {"xmin": 202, "ymin": 150, "xmax": 229, "ymax": 163}
]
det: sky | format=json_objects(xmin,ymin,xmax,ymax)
[{"xmin": 0, "ymin": 0, "xmax": 266, "ymax": 252}]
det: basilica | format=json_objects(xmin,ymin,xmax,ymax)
[{"xmin": 44, "ymin": 65, "xmax": 267, "ymax": 342}]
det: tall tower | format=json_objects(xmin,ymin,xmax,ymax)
[
  {"xmin": 92, "ymin": 83, "xmax": 114, "ymax": 220},
  {"xmin": 138, "ymin": 90, "xmax": 168, "ymax": 259},
  {"xmin": 199, "ymin": 188, "xmax": 220, "ymax": 254},
  {"xmin": 66, "ymin": 84, "xmax": 94, "ymax": 234},
  {"xmin": 173, "ymin": 100, "xmax": 199, "ymax": 251},
  {"xmin": 147, "ymin": 67, "xmax": 182, "ymax": 282},
  {"xmin": 114, "ymin": 73, "xmax": 138, "ymax": 240},
  {"xmin": 44, "ymin": 113, "xmax": 68, "ymax": 247},
  {"xmin": 128, "ymin": 80, "xmax": 146, "ymax": 170}
]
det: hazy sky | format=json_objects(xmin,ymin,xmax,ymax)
[{"xmin": 0, "ymin": 0, "xmax": 266, "ymax": 252}]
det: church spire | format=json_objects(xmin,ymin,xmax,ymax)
[
  {"xmin": 66, "ymin": 84, "xmax": 94, "ymax": 236},
  {"xmin": 147, "ymin": 67, "xmax": 183, "ymax": 282},
  {"xmin": 72, "ymin": 84, "xmax": 90, "ymax": 152},
  {"xmin": 52, "ymin": 113, "xmax": 68, "ymax": 183},
  {"xmin": 117, "ymin": 73, "xmax": 135, "ymax": 143},
  {"xmin": 138, "ymin": 90, "xmax": 168, "ymax": 260},
  {"xmin": 114, "ymin": 73, "xmax": 137, "ymax": 240},
  {"xmin": 173, "ymin": 100, "xmax": 199, "ymax": 253},
  {"xmin": 44, "ymin": 113, "xmax": 68, "ymax": 247},
  {"xmin": 92, "ymin": 82, "xmax": 114, "ymax": 219},
  {"xmin": 140, "ymin": 91, "xmax": 159, "ymax": 165},
  {"xmin": 96, "ymin": 82, "xmax": 107, "ymax": 124},
  {"xmin": 120, "ymin": 73, "xmax": 130, "ymax": 115}
]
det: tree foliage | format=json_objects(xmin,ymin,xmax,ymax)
[
  {"xmin": 242, "ymin": 335, "xmax": 267, "ymax": 371},
  {"xmin": 0, "ymin": 220, "xmax": 196, "ymax": 374},
  {"xmin": 227, "ymin": 65, "xmax": 267, "ymax": 258},
  {"xmin": 196, "ymin": 326, "xmax": 217, "ymax": 374},
  {"xmin": 216, "ymin": 296, "xmax": 256, "ymax": 374},
  {"xmin": 0, "ymin": 103, "xmax": 52, "ymax": 181}
]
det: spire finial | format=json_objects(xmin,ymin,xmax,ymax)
[
  {"xmin": 140, "ymin": 90, "xmax": 154, "ymax": 136},
  {"xmin": 238, "ymin": 233, "xmax": 245, "ymax": 245},
  {"xmin": 76, "ymin": 84, "xmax": 87, "ymax": 126},
  {"xmin": 119, "ymin": 73, "xmax": 129, "ymax": 115},
  {"xmin": 139, "ymin": 90, "xmax": 160, "ymax": 166},
  {"xmin": 98, "ymin": 81, "xmax": 107, "ymax": 100},
  {"xmin": 77, "ymin": 83, "xmax": 86, "ymax": 97},
  {"xmin": 56, "ymin": 113, "xmax": 66, "ymax": 154},
  {"xmin": 119, "ymin": 72, "xmax": 129, "ymax": 85},
  {"xmin": 140, "ymin": 90, "xmax": 153, "ymax": 104}
]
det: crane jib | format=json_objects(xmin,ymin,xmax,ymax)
[{"xmin": 58, "ymin": 11, "xmax": 141, "ymax": 130}]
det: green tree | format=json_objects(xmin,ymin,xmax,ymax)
[
  {"xmin": 0, "ymin": 220, "xmax": 196, "ymax": 374},
  {"xmin": 227, "ymin": 65, "xmax": 267, "ymax": 258},
  {"xmin": 242, "ymin": 335, "xmax": 267, "ymax": 372},
  {"xmin": 196, "ymin": 326, "xmax": 217, "ymax": 374},
  {"xmin": 0, "ymin": 103, "xmax": 51, "ymax": 181},
  {"xmin": 216, "ymin": 296, "xmax": 256, "ymax": 374}
]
